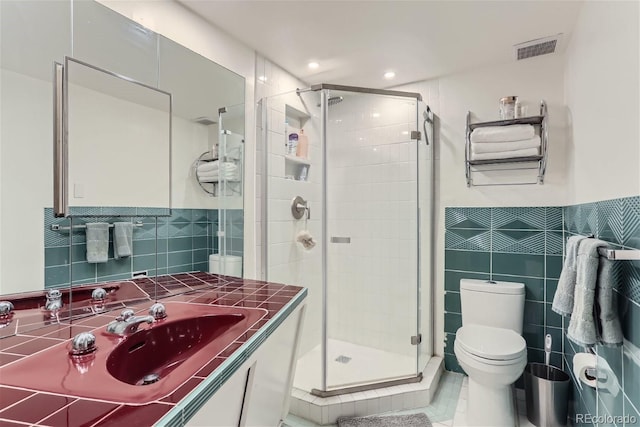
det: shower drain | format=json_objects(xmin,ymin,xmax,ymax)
[{"xmin": 334, "ymin": 355, "xmax": 352, "ymax": 364}]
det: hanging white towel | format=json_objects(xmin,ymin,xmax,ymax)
[
  {"xmin": 567, "ymin": 239, "xmax": 608, "ymax": 347},
  {"xmin": 86, "ymin": 223, "xmax": 109, "ymax": 263},
  {"xmin": 471, "ymin": 136, "xmax": 540, "ymax": 154},
  {"xmin": 552, "ymin": 235, "xmax": 587, "ymax": 316},
  {"xmin": 113, "ymin": 222, "xmax": 133, "ymax": 259},
  {"xmin": 470, "ymin": 147, "xmax": 539, "ymax": 161},
  {"xmin": 470, "ymin": 124, "xmax": 535, "ymax": 143}
]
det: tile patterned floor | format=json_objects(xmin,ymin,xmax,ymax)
[{"xmin": 285, "ymin": 372, "xmax": 535, "ymax": 427}]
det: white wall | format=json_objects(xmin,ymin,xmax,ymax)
[
  {"xmin": 68, "ymin": 83, "xmax": 171, "ymax": 208},
  {"xmin": 564, "ymin": 0, "xmax": 640, "ymax": 204},
  {"xmin": 394, "ymin": 53, "xmax": 569, "ymax": 356},
  {"xmin": 0, "ymin": 70, "xmax": 52, "ymax": 294}
]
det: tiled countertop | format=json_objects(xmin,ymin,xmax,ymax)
[{"xmin": 0, "ymin": 272, "xmax": 306, "ymax": 426}]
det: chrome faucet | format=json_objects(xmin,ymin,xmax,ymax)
[{"xmin": 106, "ymin": 309, "xmax": 154, "ymax": 336}]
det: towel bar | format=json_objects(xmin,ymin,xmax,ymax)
[
  {"xmin": 50, "ymin": 221, "xmax": 143, "ymax": 232},
  {"xmin": 597, "ymin": 247, "xmax": 640, "ymax": 261}
]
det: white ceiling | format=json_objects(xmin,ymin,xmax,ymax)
[{"xmin": 178, "ymin": 0, "xmax": 583, "ymax": 89}]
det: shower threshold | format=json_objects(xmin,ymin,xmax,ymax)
[{"xmin": 311, "ymin": 373, "xmax": 423, "ymax": 398}]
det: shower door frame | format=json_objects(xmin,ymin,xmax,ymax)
[
  {"xmin": 312, "ymin": 84, "xmax": 426, "ymax": 397},
  {"xmin": 260, "ymin": 84, "xmax": 433, "ymax": 397}
]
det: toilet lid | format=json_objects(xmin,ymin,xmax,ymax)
[{"xmin": 456, "ymin": 324, "xmax": 526, "ymax": 361}]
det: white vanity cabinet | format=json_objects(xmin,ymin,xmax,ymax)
[{"xmin": 186, "ymin": 303, "xmax": 306, "ymax": 427}]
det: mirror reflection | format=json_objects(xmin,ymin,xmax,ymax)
[
  {"xmin": 66, "ymin": 58, "xmax": 171, "ymax": 214},
  {"xmin": 0, "ymin": 0, "xmax": 245, "ymax": 336}
]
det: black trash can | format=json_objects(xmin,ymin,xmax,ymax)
[{"xmin": 524, "ymin": 363, "xmax": 571, "ymax": 427}]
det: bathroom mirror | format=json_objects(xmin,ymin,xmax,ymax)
[
  {"xmin": 0, "ymin": 0, "xmax": 245, "ymax": 336},
  {"xmin": 64, "ymin": 57, "xmax": 172, "ymax": 215}
]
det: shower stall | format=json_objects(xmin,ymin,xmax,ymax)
[{"xmin": 260, "ymin": 84, "xmax": 434, "ymax": 396}]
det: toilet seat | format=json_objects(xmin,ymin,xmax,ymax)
[{"xmin": 456, "ymin": 324, "xmax": 526, "ymax": 363}]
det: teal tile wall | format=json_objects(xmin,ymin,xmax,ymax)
[
  {"xmin": 444, "ymin": 207, "xmax": 565, "ymax": 381},
  {"xmin": 43, "ymin": 208, "xmax": 244, "ymax": 288},
  {"xmin": 563, "ymin": 196, "xmax": 640, "ymax": 427},
  {"xmin": 445, "ymin": 197, "xmax": 640, "ymax": 426}
]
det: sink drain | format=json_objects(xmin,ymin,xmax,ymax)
[{"xmin": 141, "ymin": 373, "xmax": 160, "ymax": 385}]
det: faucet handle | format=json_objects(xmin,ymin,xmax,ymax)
[
  {"xmin": 91, "ymin": 288, "xmax": 107, "ymax": 302},
  {"xmin": 0, "ymin": 301, "xmax": 14, "ymax": 317},
  {"xmin": 46, "ymin": 289, "xmax": 62, "ymax": 300},
  {"xmin": 149, "ymin": 303, "xmax": 167, "ymax": 320},
  {"xmin": 69, "ymin": 332, "xmax": 97, "ymax": 356},
  {"xmin": 117, "ymin": 308, "xmax": 135, "ymax": 322}
]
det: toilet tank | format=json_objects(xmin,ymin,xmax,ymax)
[{"xmin": 459, "ymin": 279, "xmax": 525, "ymax": 334}]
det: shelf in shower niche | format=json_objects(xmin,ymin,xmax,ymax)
[
  {"xmin": 284, "ymin": 155, "xmax": 311, "ymax": 182},
  {"xmin": 284, "ymin": 155, "xmax": 311, "ymax": 166}
]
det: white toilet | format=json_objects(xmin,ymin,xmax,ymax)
[{"xmin": 454, "ymin": 279, "xmax": 527, "ymax": 426}]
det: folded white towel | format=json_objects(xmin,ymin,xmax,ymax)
[
  {"xmin": 470, "ymin": 124, "xmax": 535, "ymax": 143},
  {"xmin": 198, "ymin": 170, "xmax": 238, "ymax": 178},
  {"xmin": 471, "ymin": 136, "xmax": 540, "ymax": 154},
  {"xmin": 197, "ymin": 161, "xmax": 237, "ymax": 174},
  {"xmin": 470, "ymin": 147, "xmax": 539, "ymax": 161},
  {"xmin": 198, "ymin": 160, "xmax": 219, "ymax": 173}
]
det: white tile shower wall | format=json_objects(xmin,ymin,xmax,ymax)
[
  {"xmin": 255, "ymin": 55, "xmax": 325, "ymax": 359},
  {"xmin": 326, "ymin": 94, "xmax": 418, "ymax": 358},
  {"xmin": 564, "ymin": 0, "xmax": 640, "ymax": 204}
]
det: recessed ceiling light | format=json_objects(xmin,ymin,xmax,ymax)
[
  {"xmin": 308, "ymin": 62, "xmax": 319, "ymax": 69},
  {"xmin": 384, "ymin": 71, "xmax": 396, "ymax": 79},
  {"xmin": 258, "ymin": 75, "xmax": 267, "ymax": 82}
]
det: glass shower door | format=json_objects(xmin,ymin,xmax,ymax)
[{"xmin": 324, "ymin": 89, "xmax": 421, "ymax": 390}]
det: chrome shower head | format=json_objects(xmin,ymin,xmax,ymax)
[
  {"xmin": 328, "ymin": 96, "xmax": 344, "ymax": 106},
  {"xmin": 317, "ymin": 96, "xmax": 344, "ymax": 107}
]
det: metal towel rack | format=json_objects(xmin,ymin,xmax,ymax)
[
  {"xmin": 50, "ymin": 221, "xmax": 143, "ymax": 232},
  {"xmin": 465, "ymin": 100, "xmax": 548, "ymax": 187},
  {"xmin": 583, "ymin": 234, "xmax": 640, "ymax": 260},
  {"xmin": 597, "ymin": 247, "xmax": 640, "ymax": 261}
]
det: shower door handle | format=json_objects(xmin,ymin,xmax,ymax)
[{"xmin": 330, "ymin": 237, "xmax": 351, "ymax": 244}]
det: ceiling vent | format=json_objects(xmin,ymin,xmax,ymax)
[
  {"xmin": 193, "ymin": 117, "xmax": 217, "ymax": 126},
  {"xmin": 514, "ymin": 34, "xmax": 562, "ymax": 60}
]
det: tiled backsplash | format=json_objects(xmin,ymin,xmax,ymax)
[
  {"xmin": 444, "ymin": 207, "xmax": 564, "ymax": 379},
  {"xmin": 43, "ymin": 208, "xmax": 244, "ymax": 288},
  {"xmin": 563, "ymin": 196, "xmax": 640, "ymax": 426},
  {"xmin": 445, "ymin": 197, "xmax": 640, "ymax": 425}
]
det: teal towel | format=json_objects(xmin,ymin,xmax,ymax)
[
  {"xmin": 113, "ymin": 222, "xmax": 133, "ymax": 259},
  {"xmin": 86, "ymin": 223, "xmax": 109, "ymax": 263}
]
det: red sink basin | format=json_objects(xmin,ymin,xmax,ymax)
[
  {"xmin": 0, "ymin": 302, "xmax": 266, "ymax": 404},
  {"xmin": 107, "ymin": 313, "xmax": 245, "ymax": 386}
]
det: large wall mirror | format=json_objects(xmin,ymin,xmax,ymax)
[
  {"xmin": 0, "ymin": 0, "xmax": 245, "ymax": 335},
  {"xmin": 65, "ymin": 57, "xmax": 172, "ymax": 214}
]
